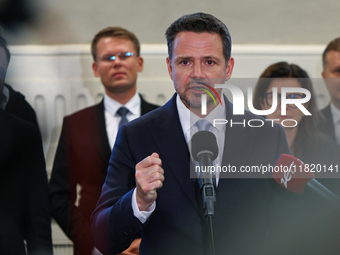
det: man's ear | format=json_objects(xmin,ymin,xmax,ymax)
[
  {"xmin": 92, "ymin": 62, "xmax": 99, "ymax": 77},
  {"xmin": 166, "ymin": 57, "xmax": 173, "ymax": 81},
  {"xmin": 137, "ymin": 56, "xmax": 144, "ymax": 72},
  {"xmin": 225, "ymin": 57, "xmax": 235, "ymax": 80}
]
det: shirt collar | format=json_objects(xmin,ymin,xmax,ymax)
[
  {"xmin": 104, "ymin": 92, "xmax": 141, "ymax": 117},
  {"xmin": 330, "ymin": 102, "xmax": 340, "ymax": 124}
]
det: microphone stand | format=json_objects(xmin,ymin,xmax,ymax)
[
  {"xmin": 201, "ymin": 172, "xmax": 216, "ymax": 255},
  {"xmin": 191, "ymin": 131, "xmax": 219, "ymax": 255},
  {"xmin": 207, "ymin": 213, "xmax": 215, "ymax": 255}
]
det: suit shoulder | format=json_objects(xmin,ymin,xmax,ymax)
[
  {"xmin": 132, "ymin": 105, "xmax": 163, "ymax": 126},
  {"xmin": 63, "ymin": 102, "xmax": 102, "ymax": 122},
  {"xmin": 0, "ymin": 111, "xmax": 41, "ymax": 151},
  {"xmin": 5, "ymin": 84, "xmax": 38, "ymax": 125},
  {"xmin": 6, "ymin": 84, "xmax": 32, "ymax": 111},
  {"xmin": 143, "ymin": 99, "xmax": 159, "ymax": 110},
  {"xmin": 124, "ymin": 103, "xmax": 167, "ymax": 133},
  {"xmin": 140, "ymin": 95, "xmax": 160, "ymax": 115}
]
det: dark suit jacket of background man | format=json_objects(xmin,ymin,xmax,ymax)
[
  {"xmin": 318, "ymin": 104, "xmax": 337, "ymax": 142},
  {"xmin": 4, "ymin": 83, "xmax": 39, "ymax": 126},
  {"xmin": 0, "ymin": 109, "xmax": 52, "ymax": 255},
  {"xmin": 49, "ymin": 95, "xmax": 158, "ymax": 254},
  {"xmin": 91, "ymin": 93, "xmax": 307, "ymax": 255}
]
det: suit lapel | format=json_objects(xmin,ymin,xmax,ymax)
[
  {"xmin": 91, "ymin": 101, "xmax": 111, "ymax": 173},
  {"xmin": 148, "ymin": 94, "xmax": 200, "ymax": 215},
  {"xmin": 215, "ymin": 97, "xmax": 254, "ymax": 216},
  {"xmin": 220, "ymin": 97, "xmax": 254, "ymax": 169},
  {"xmin": 321, "ymin": 104, "xmax": 336, "ymax": 140}
]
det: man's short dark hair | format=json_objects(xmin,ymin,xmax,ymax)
[
  {"xmin": 91, "ymin": 27, "xmax": 140, "ymax": 61},
  {"xmin": 322, "ymin": 37, "xmax": 340, "ymax": 70},
  {"xmin": 165, "ymin": 12, "xmax": 232, "ymax": 64},
  {"xmin": 0, "ymin": 36, "xmax": 11, "ymax": 64}
]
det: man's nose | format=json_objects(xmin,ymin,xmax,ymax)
[
  {"xmin": 190, "ymin": 63, "xmax": 204, "ymax": 78},
  {"xmin": 112, "ymin": 57, "xmax": 122, "ymax": 67}
]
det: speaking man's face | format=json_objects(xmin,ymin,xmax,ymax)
[{"xmin": 166, "ymin": 31, "xmax": 234, "ymax": 111}]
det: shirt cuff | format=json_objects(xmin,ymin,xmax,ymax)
[{"xmin": 132, "ymin": 188, "xmax": 155, "ymax": 224}]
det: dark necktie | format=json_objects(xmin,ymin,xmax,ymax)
[{"xmin": 117, "ymin": 107, "xmax": 129, "ymax": 129}]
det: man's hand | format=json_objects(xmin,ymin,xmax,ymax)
[{"xmin": 135, "ymin": 153, "xmax": 164, "ymax": 211}]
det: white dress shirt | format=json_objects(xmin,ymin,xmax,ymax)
[
  {"xmin": 330, "ymin": 103, "xmax": 340, "ymax": 144},
  {"xmin": 104, "ymin": 92, "xmax": 141, "ymax": 149},
  {"xmin": 132, "ymin": 93, "xmax": 227, "ymax": 223}
]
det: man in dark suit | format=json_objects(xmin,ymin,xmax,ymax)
[
  {"xmin": 0, "ymin": 110, "xmax": 53, "ymax": 255},
  {"xmin": 91, "ymin": 13, "xmax": 306, "ymax": 255},
  {"xmin": 1, "ymin": 44, "xmax": 52, "ymax": 253},
  {"xmin": 0, "ymin": 35, "xmax": 39, "ymax": 126},
  {"xmin": 49, "ymin": 27, "xmax": 158, "ymax": 255},
  {"xmin": 318, "ymin": 37, "xmax": 340, "ymax": 144},
  {"xmin": 0, "ymin": 33, "xmax": 52, "ymax": 255}
]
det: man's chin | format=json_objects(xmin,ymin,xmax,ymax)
[
  {"xmin": 106, "ymin": 83, "xmax": 135, "ymax": 93},
  {"xmin": 180, "ymin": 95, "xmax": 201, "ymax": 108}
]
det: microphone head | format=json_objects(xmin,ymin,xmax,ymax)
[
  {"xmin": 272, "ymin": 154, "xmax": 315, "ymax": 194},
  {"xmin": 191, "ymin": 131, "xmax": 218, "ymax": 161}
]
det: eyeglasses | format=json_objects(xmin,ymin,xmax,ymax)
[
  {"xmin": 264, "ymin": 92, "xmax": 307, "ymax": 108},
  {"xmin": 98, "ymin": 52, "xmax": 134, "ymax": 62}
]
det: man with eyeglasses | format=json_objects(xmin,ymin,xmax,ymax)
[
  {"xmin": 318, "ymin": 37, "xmax": 340, "ymax": 144},
  {"xmin": 49, "ymin": 27, "xmax": 158, "ymax": 255}
]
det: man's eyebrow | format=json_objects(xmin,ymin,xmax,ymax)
[
  {"xmin": 174, "ymin": 56, "xmax": 193, "ymax": 62},
  {"xmin": 202, "ymin": 56, "xmax": 222, "ymax": 62},
  {"xmin": 175, "ymin": 55, "xmax": 219, "ymax": 60},
  {"xmin": 176, "ymin": 56, "xmax": 193, "ymax": 59},
  {"xmin": 203, "ymin": 55, "xmax": 220, "ymax": 59}
]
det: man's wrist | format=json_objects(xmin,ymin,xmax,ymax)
[{"xmin": 132, "ymin": 188, "xmax": 155, "ymax": 223}]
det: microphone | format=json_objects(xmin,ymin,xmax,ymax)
[
  {"xmin": 272, "ymin": 154, "xmax": 340, "ymax": 206},
  {"xmin": 191, "ymin": 131, "xmax": 218, "ymax": 217}
]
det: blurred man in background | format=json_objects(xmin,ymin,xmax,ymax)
[
  {"xmin": 319, "ymin": 37, "xmax": 340, "ymax": 144},
  {"xmin": 49, "ymin": 27, "xmax": 158, "ymax": 255},
  {"xmin": 0, "ymin": 30, "xmax": 52, "ymax": 255}
]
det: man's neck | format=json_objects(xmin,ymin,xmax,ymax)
[
  {"xmin": 189, "ymin": 105, "xmax": 218, "ymax": 118},
  {"xmin": 105, "ymin": 88, "xmax": 137, "ymax": 105},
  {"xmin": 182, "ymin": 99, "xmax": 221, "ymax": 118}
]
